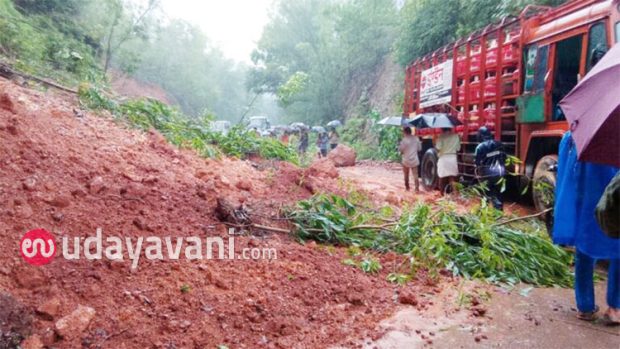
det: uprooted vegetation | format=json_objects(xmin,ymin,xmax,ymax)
[
  {"xmin": 78, "ymin": 85, "xmax": 300, "ymax": 164},
  {"xmin": 77, "ymin": 83, "xmax": 573, "ymax": 288},
  {"xmin": 287, "ymin": 194, "xmax": 573, "ymax": 287}
]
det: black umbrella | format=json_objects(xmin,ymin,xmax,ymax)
[{"xmin": 407, "ymin": 113, "xmax": 461, "ymax": 129}]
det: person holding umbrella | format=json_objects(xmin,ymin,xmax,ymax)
[
  {"xmin": 553, "ymin": 43, "xmax": 620, "ymax": 325},
  {"xmin": 328, "ymin": 126, "xmax": 340, "ymax": 150},
  {"xmin": 408, "ymin": 113, "xmax": 462, "ymax": 195},
  {"xmin": 553, "ymin": 132, "xmax": 619, "ymax": 324},
  {"xmin": 298, "ymin": 128, "xmax": 309, "ymax": 155},
  {"xmin": 316, "ymin": 131, "xmax": 329, "ymax": 158},
  {"xmin": 399, "ymin": 127, "xmax": 422, "ymax": 192}
]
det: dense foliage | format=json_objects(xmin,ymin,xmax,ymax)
[
  {"xmin": 395, "ymin": 0, "xmax": 567, "ymax": 65},
  {"xmin": 0, "ymin": 0, "xmax": 102, "ymax": 85},
  {"xmin": 340, "ymin": 110, "xmax": 401, "ymax": 161},
  {"xmin": 250, "ymin": 0, "xmax": 568, "ymax": 144},
  {"xmin": 0, "ymin": 0, "xmax": 274, "ymax": 120},
  {"xmin": 248, "ymin": 0, "xmax": 398, "ymax": 123},
  {"xmin": 1, "ymin": 0, "xmax": 571, "ymax": 126},
  {"xmin": 289, "ymin": 194, "xmax": 573, "ymax": 287}
]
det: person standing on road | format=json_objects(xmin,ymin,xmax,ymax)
[
  {"xmin": 474, "ymin": 127, "xmax": 506, "ymax": 210},
  {"xmin": 435, "ymin": 127, "xmax": 460, "ymax": 195},
  {"xmin": 553, "ymin": 132, "xmax": 620, "ymax": 325},
  {"xmin": 328, "ymin": 127, "xmax": 339, "ymax": 150},
  {"xmin": 280, "ymin": 130, "xmax": 290, "ymax": 145},
  {"xmin": 317, "ymin": 131, "xmax": 329, "ymax": 158},
  {"xmin": 399, "ymin": 127, "xmax": 422, "ymax": 192},
  {"xmin": 298, "ymin": 129, "xmax": 309, "ymax": 155}
]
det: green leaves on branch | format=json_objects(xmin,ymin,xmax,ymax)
[
  {"xmin": 289, "ymin": 194, "xmax": 573, "ymax": 287},
  {"xmin": 250, "ymin": 0, "xmax": 398, "ymax": 122},
  {"xmin": 277, "ymin": 71, "xmax": 309, "ymax": 107}
]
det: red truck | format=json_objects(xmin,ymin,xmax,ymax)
[{"xmin": 403, "ymin": 0, "xmax": 620, "ymax": 211}]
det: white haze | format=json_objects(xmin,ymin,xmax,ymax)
[{"xmin": 161, "ymin": 0, "xmax": 273, "ymax": 63}]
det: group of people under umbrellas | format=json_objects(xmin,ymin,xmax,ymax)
[
  {"xmin": 392, "ymin": 43, "xmax": 620, "ymax": 325},
  {"xmin": 284, "ymin": 120, "xmax": 341, "ymax": 158},
  {"xmin": 393, "ymin": 114, "xmax": 506, "ymax": 211}
]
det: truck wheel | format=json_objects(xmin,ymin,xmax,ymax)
[
  {"xmin": 532, "ymin": 154, "xmax": 558, "ymax": 236},
  {"xmin": 421, "ymin": 148, "xmax": 439, "ymax": 191}
]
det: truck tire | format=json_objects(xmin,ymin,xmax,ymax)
[
  {"xmin": 532, "ymin": 154, "xmax": 558, "ymax": 236},
  {"xmin": 421, "ymin": 148, "xmax": 439, "ymax": 191}
]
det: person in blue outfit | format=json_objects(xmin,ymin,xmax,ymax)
[
  {"xmin": 553, "ymin": 131, "xmax": 620, "ymax": 324},
  {"xmin": 475, "ymin": 127, "xmax": 506, "ymax": 210}
]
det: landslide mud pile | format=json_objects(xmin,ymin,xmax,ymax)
[{"xmin": 0, "ymin": 79, "xmax": 441, "ymax": 348}]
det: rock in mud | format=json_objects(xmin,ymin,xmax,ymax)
[
  {"xmin": 22, "ymin": 177, "xmax": 37, "ymax": 191},
  {"xmin": 0, "ymin": 92, "xmax": 15, "ymax": 113},
  {"xmin": 305, "ymin": 158, "xmax": 339, "ymax": 178},
  {"xmin": 51, "ymin": 212, "xmax": 64, "ymax": 222},
  {"xmin": 132, "ymin": 217, "xmax": 150, "ymax": 231},
  {"xmin": 398, "ymin": 292, "xmax": 418, "ymax": 306},
  {"xmin": 195, "ymin": 169, "xmax": 210, "ymax": 179},
  {"xmin": 214, "ymin": 198, "xmax": 250, "ymax": 225},
  {"xmin": 235, "ymin": 179, "xmax": 253, "ymax": 191},
  {"xmin": 87, "ymin": 176, "xmax": 105, "ymax": 194},
  {"xmin": 36, "ymin": 297, "xmax": 61, "ymax": 320},
  {"xmin": 14, "ymin": 267, "xmax": 47, "ymax": 289},
  {"xmin": 302, "ymin": 177, "xmax": 320, "ymax": 194},
  {"xmin": 327, "ymin": 145, "xmax": 356, "ymax": 167},
  {"xmin": 346, "ymin": 292, "xmax": 365, "ymax": 306},
  {"xmin": 120, "ymin": 182, "xmax": 147, "ymax": 199},
  {"xmin": 20, "ymin": 334, "xmax": 44, "ymax": 349},
  {"xmin": 54, "ymin": 305, "xmax": 96, "ymax": 339},
  {"xmin": 46, "ymin": 195, "xmax": 71, "ymax": 208}
]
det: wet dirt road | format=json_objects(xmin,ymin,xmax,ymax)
[{"xmin": 337, "ymin": 162, "xmax": 619, "ymax": 348}]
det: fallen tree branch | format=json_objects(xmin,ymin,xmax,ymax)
[
  {"xmin": 348, "ymin": 222, "xmax": 399, "ymax": 231},
  {"xmin": 493, "ymin": 208, "xmax": 552, "ymax": 226},
  {"xmin": 0, "ymin": 63, "xmax": 77, "ymax": 94},
  {"xmin": 222, "ymin": 222, "xmax": 293, "ymax": 234},
  {"xmin": 97, "ymin": 328, "xmax": 129, "ymax": 346}
]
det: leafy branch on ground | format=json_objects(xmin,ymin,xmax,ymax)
[{"xmin": 287, "ymin": 194, "xmax": 573, "ymax": 287}]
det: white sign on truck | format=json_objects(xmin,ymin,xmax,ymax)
[{"xmin": 419, "ymin": 60, "xmax": 453, "ymax": 108}]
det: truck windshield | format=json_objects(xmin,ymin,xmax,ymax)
[{"xmin": 586, "ymin": 22, "xmax": 608, "ymax": 72}]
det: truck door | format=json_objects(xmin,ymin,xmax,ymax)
[
  {"xmin": 550, "ymin": 35, "xmax": 584, "ymax": 121},
  {"xmin": 517, "ymin": 44, "xmax": 549, "ymax": 123}
]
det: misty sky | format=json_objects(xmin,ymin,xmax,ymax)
[{"xmin": 161, "ymin": 0, "xmax": 273, "ymax": 63}]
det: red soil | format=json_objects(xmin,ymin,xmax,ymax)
[{"xmin": 0, "ymin": 79, "xmax": 442, "ymax": 349}]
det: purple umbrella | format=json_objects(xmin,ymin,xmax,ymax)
[{"xmin": 559, "ymin": 43, "xmax": 620, "ymax": 168}]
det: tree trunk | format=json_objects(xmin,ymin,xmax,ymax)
[{"xmin": 103, "ymin": 21, "xmax": 116, "ymax": 75}]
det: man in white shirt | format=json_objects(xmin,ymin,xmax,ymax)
[{"xmin": 399, "ymin": 127, "xmax": 422, "ymax": 192}]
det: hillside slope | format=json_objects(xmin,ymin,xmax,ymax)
[
  {"xmin": 0, "ymin": 78, "xmax": 443, "ymax": 349},
  {"xmin": 343, "ymin": 56, "xmax": 403, "ymax": 118}
]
